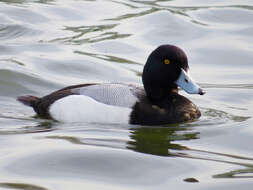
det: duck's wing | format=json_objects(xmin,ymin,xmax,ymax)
[
  {"xmin": 70, "ymin": 83, "xmax": 144, "ymax": 108},
  {"xmin": 20, "ymin": 83, "xmax": 145, "ymax": 119}
]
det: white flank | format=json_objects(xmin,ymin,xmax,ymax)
[{"xmin": 49, "ymin": 95, "xmax": 132, "ymax": 124}]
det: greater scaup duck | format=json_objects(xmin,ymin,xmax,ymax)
[{"xmin": 17, "ymin": 45, "xmax": 205, "ymax": 125}]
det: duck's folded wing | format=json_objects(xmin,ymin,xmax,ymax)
[
  {"xmin": 71, "ymin": 83, "xmax": 144, "ymax": 108},
  {"xmin": 24, "ymin": 83, "xmax": 144, "ymax": 119}
]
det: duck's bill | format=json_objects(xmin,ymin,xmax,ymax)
[{"xmin": 175, "ymin": 69, "xmax": 205, "ymax": 95}]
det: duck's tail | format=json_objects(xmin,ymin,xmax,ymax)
[{"xmin": 17, "ymin": 95, "xmax": 40, "ymax": 107}]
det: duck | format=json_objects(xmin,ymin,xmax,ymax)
[{"xmin": 17, "ymin": 44, "xmax": 205, "ymax": 125}]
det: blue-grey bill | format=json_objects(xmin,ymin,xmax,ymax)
[{"xmin": 175, "ymin": 69, "xmax": 205, "ymax": 95}]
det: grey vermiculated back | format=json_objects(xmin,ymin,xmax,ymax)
[{"xmin": 71, "ymin": 83, "xmax": 145, "ymax": 108}]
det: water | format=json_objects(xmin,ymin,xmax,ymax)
[{"xmin": 0, "ymin": 0, "xmax": 253, "ymax": 189}]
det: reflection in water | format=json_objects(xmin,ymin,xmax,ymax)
[
  {"xmin": 45, "ymin": 135, "xmax": 128, "ymax": 150},
  {"xmin": 44, "ymin": 126, "xmax": 199, "ymax": 156},
  {"xmin": 105, "ymin": 7, "xmax": 159, "ymax": 21},
  {"xmin": 201, "ymin": 83, "xmax": 253, "ymax": 89},
  {"xmin": 1, "ymin": 0, "xmax": 253, "ymax": 188},
  {"xmin": 0, "ymin": 0, "xmax": 55, "ymax": 5},
  {"xmin": 0, "ymin": 58, "xmax": 25, "ymax": 66},
  {"xmin": 0, "ymin": 117, "xmax": 55, "ymax": 135},
  {"xmin": 49, "ymin": 24, "xmax": 131, "ymax": 45},
  {"xmin": 0, "ymin": 182, "xmax": 49, "ymax": 190},
  {"xmin": 191, "ymin": 107, "xmax": 251, "ymax": 127},
  {"xmin": 128, "ymin": 126, "xmax": 253, "ymax": 180},
  {"xmin": 214, "ymin": 167, "xmax": 253, "ymax": 178},
  {"xmin": 74, "ymin": 50, "xmax": 141, "ymax": 65},
  {"xmin": 47, "ymin": 5, "xmax": 204, "ymax": 45},
  {"xmin": 127, "ymin": 126, "xmax": 199, "ymax": 156},
  {"xmin": 0, "ymin": 24, "xmax": 35, "ymax": 41},
  {"xmin": 0, "ymin": 0, "xmax": 28, "ymax": 4},
  {"xmin": 44, "ymin": 124, "xmax": 253, "ymax": 180},
  {"xmin": 21, "ymin": 121, "xmax": 55, "ymax": 134},
  {"xmin": 183, "ymin": 177, "xmax": 199, "ymax": 183},
  {"xmin": 75, "ymin": 50, "xmax": 143, "ymax": 76}
]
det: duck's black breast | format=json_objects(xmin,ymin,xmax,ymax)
[{"xmin": 130, "ymin": 93, "xmax": 201, "ymax": 125}]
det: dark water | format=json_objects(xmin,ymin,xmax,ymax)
[{"xmin": 0, "ymin": 0, "xmax": 253, "ymax": 189}]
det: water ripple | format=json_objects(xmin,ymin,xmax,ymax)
[
  {"xmin": 0, "ymin": 182, "xmax": 49, "ymax": 190},
  {"xmin": 201, "ymin": 83, "xmax": 253, "ymax": 89},
  {"xmin": 0, "ymin": 0, "xmax": 253, "ymax": 189},
  {"xmin": 0, "ymin": 24, "xmax": 39, "ymax": 41},
  {"xmin": 49, "ymin": 24, "xmax": 131, "ymax": 45}
]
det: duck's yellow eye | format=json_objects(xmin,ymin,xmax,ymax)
[{"xmin": 164, "ymin": 59, "xmax": 170, "ymax": 65}]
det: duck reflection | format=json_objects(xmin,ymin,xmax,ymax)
[
  {"xmin": 40, "ymin": 122, "xmax": 253, "ymax": 180},
  {"xmin": 0, "ymin": 118, "xmax": 54, "ymax": 135},
  {"xmin": 127, "ymin": 126, "xmax": 199, "ymax": 156},
  {"xmin": 127, "ymin": 126, "xmax": 253, "ymax": 180}
]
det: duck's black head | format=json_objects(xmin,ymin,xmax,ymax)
[{"xmin": 142, "ymin": 44, "xmax": 204, "ymax": 102}]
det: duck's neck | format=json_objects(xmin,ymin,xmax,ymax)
[{"xmin": 144, "ymin": 84, "xmax": 178, "ymax": 106}]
